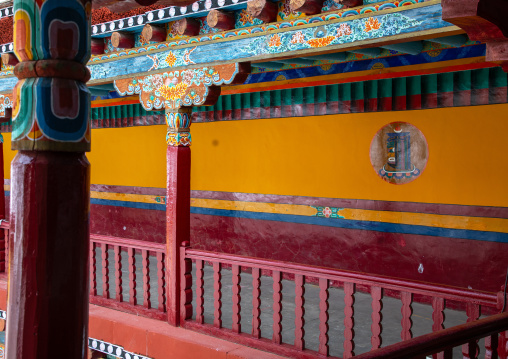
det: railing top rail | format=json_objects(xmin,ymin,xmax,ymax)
[
  {"xmin": 185, "ymin": 248, "xmax": 499, "ymax": 308},
  {"xmin": 0, "ymin": 220, "xmax": 8, "ymax": 230},
  {"xmin": 353, "ymin": 311, "xmax": 508, "ymax": 359},
  {"xmin": 91, "ymin": 234, "xmax": 165, "ymax": 252}
]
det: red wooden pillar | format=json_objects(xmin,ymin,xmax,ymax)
[
  {"xmin": 6, "ymin": 1, "xmax": 92, "ymax": 358},
  {"xmin": 166, "ymin": 107, "xmax": 192, "ymax": 326},
  {"xmin": 0, "ymin": 134, "xmax": 5, "ymax": 273}
]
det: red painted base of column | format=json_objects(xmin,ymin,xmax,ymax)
[
  {"xmin": 6, "ymin": 151, "xmax": 90, "ymax": 359},
  {"xmin": 166, "ymin": 146, "xmax": 191, "ymax": 326}
]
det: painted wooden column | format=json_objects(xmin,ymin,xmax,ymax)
[
  {"xmin": 165, "ymin": 107, "xmax": 192, "ymax": 326},
  {"xmin": 114, "ymin": 62, "xmax": 250, "ymax": 327},
  {"xmin": 7, "ymin": 1, "xmax": 92, "ymax": 358}
]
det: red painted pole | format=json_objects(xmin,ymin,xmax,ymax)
[
  {"xmin": 0, "ymin": 135, "xmax": 5, "ymax": 273},
  {"xmin": 6, "ymin": 1, "xmax": 92, "ymax": 357},
  {"xmin": 166, "ymin": 108, "xmax": 192, "ymax": 326}
]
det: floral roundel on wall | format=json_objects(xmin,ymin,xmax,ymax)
[{"xmin": 370, "ymin": 122, "xmax": 429, "ymax": 185}]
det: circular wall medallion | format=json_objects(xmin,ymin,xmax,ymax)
[{"xmin": 370, "ymin": 122, "xmax": 428, "ymax": 185}]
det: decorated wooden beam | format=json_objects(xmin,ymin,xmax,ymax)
[
  {"xmin": 486, "ymin": 41, "xmax": 508, "ymax": 72},
  {"xmin": 351, "ymin": 48, "xmax": 381, "ymax": 57},
  {"xmin": 114, "ymin": 62, "xmax": 250, "ymax": 326},
  {"xmin": 302, "ymin": 52, "xmax": 347, "ymax": 62},
  {"xmin": 111, "ymin": 31, "xmax": 135, "ymax": 49},
  {"xmin": 0, "ymin": 94, "xmax": 12, "ymax": 120},
  {"xmin": 141, "ymin": 23, "xmax": 167, "ymax": 43},
  {"xmin": 207, "ymin": 9, "xmax": 236, "ymax": 31},
  {"xmin": 277, "ymin": 58, "xmax": 316, "ymax": 66},
  {"xmin": 0, "ymin": 2, "xmax": 460, "ymax": 92},
  {"xmin": 0, "ymin": 53, "xmax": 17, "ymax": 67},
  {"xmin": 289, "ymin": 0, "xmax": 324, "ymax": 15},
  {"xmin": 381, "ymin": 41, "xmax": 423, "ymax": 55},
  {"xmin": 441, "ymin": 0, "xmax": 508, "ymax": 42},
  {"xmin": 247, "ymin": 0, "xmax": 278, "ymax": 23},
  {"xmin": 91, "ymin": 38, "xmax": 105, "ymax": 56},
  {"xmin": 431, "ymin": 34, "xmax": 468, "ymax": 47},
  {"xmin": 441, "ymin": 0, "xmax": 508, "ymax": 72},
  {"xmin": 252, "ymin": 61, "xmax": 284, "ymax": 69},
  {"xmin": 173, "ymin": 18, "xmax": 201, "ymax": 37},
  {"xmin": 333, "ymin": 0, "xmax": 362, "ymax": 7},
  {"xmin": 7, "ymin": 0, "xmax": 91, "ymax": 357}
]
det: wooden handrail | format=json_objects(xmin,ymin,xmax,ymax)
[
  {"xmin": 353, "ymin": 311, "xmax": 508, "ymax": 359},
  {"xmin": 90, "ymin": 233, "xmax": 165, "ymax": 252},
  {"xmin": 185, "ymin": 248, "xmax": 499, "ymax": 308}
]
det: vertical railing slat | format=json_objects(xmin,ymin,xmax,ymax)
[
  {"xmin": 232, "ymin": 264, "xmax": 242, "ymax": 333},
  {"xmin": 272, "ymin": 270, "xmax": 283, "ymax": 345},
  {"xmin": 142, "ymin": 249, "xmax": 151, "ymax": 309},
  {"xmin": 344, "ymin": 282, "xmax": 356, "ymax": 359},
  {"xmin": 462, "ymin": 303, "xmax": 480, "ymax": 359},
  {"xmin": 128, "ymin": 247, "xmax": 137, "ymax": 306},
  {"xmin": 371, "ymin": 286, "xmax": 383, "ymax": 351},
  {"xmin": 498, "ymin": 330, "xmax": 508, "ymax": 359},
  {"xmin": 180, "ymin": 244, "xmax": 193, "ymax": 322},
  {"xmin": 294, "ymin": 274, "xmax": 305, "ymax": 351},
  {"xmin": 90, "ymin": 241, "xmax": 97, "ymax": 296},
  {"xmin": 157, "ymin": 252, "xmax": 166, "ymax": 312},
  {"xmin": 213, "ymin": 262, "xmax": 222, "ymax": 328},
  {"xmin": 319, "ymin": 278, "xmax": 330, "ymax": 356},
  {"xmin": 401, "ymin": 291, "xmax": 413, "ymax": 341},
  {"xmin": 432, "ymin": 297, "xmax": 447, "ymax": 359},
  {"xmin": 485, "ymin": 333, "xmax": 499, "ymax": 359},
  {"xmin": 252, "ymin": 267, "xmax": 261, "ymax": 339},
  {"xmin": 101, "ymin": 243, "xmax": 109, "ymax": 299},
  {"xmin": 114, "ymin": 245, "xmax": 123, "ymax": 302},
  {"xmin": 196, "ymin": 259, "xmax": 204, "ymax": 324}
]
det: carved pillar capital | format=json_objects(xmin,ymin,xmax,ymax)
[{"xmin": 166, "ymin": 107, "xmax": 192, "ymax": 146}]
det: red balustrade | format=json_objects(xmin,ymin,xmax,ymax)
[
  {"xmin": 89, "ymin": 234, "xmax": 166, "ymax": 320},
  {"xmin": 180, "ymin": 247, "xmax": 504, "ymax": 359},
  {"xmin": 0, "ymin": 218, "xmax": 506, "ymax": 359}
]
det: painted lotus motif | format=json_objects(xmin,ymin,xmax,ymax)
[{"xmin": 114, "ymin": 63, "xmax": 242, "ymax": 111}]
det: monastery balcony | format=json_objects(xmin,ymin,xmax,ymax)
[{"xmin": 0, "ymin": 222, "xmax": 506, "ymax": 358}]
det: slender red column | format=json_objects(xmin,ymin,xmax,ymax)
[
  {"xmin": 7, "ymin": 1, "xmax": 92, "ymax": 357},
  {"xmin": 166, "ymin": 107, "xmax": 192, "ymax": 326},
  {"xmin": 0, "ymin": 135, "xmax": 5, "ymax": 273}
]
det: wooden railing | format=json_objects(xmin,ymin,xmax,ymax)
[
  {"xmin": 353, "ymin": 311, "xmax": 508, "ymax": 359},
  {"xmin": 179, "ymin": 246, "xmax": 505, "ymax": 359},
  {"xmin": 89, "ymin": 234, "xmax": 167, "ymax": 320},
  {"xmin": 0, "ymin": 220, "xmax": 507, "ymax": 358}
]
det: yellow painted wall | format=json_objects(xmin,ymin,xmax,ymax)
[{"xmin": 3, "ymin": 104, "xmax": 508, "ymax": 207}]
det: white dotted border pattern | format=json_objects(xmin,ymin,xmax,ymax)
[{"xmin": 89, "ymin": 338, "xmax": 152, "ymax": 359}]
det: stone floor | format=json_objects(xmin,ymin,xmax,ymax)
[{"xmin": 95, "ymin": 248, "xmax": 487, "ymax": 358}]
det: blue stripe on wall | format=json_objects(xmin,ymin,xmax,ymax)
[
  {"xmin": 78, "ymin": 197, "xmax": 508, "ymax": 243},
  {"xmin": 90, "ymin": 198, "xmax": 165, "ymax": 211},
  {"xmin": 190, "ymin": 207, "xmax": 508, "ymax": 243}
]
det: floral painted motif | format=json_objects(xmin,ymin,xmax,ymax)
[
  {"xmin": 268, "ymin": 34, "xmax": 282, "ymax": 47},
  {"xmin": 313, "ymin": 206, "xmax": 345, "ymax": 219},
  {"xmin": 114, "ymin": 63, "xmax": 242, "ymax": 111},
  {"xmin": 165, "ymin": 52, "xmax": 177, "ymax": 67},
  {"xmin": 235, "ymin": 9, "xmax": 263, "ymax": 28},
  {"xmin": 364, "ymin": 17, "xmax": 381, "ymax": 32},
  {"xmin": 278, "ymin": 0, "xmax": 304, "ymax": 20},
  {"xmin": 0, "ymin": 94, "xmax": 11, "ymax": 118},
  {"xmin": 244, "ymin": 13, "xmax": 422, "ymax": 55},
  {"xmin": 337, "ymin": 23, "xmax": 352, "ymax": 37}
]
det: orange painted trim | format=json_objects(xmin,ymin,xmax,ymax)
[
  {"xmin": 222, "ymin": 57, "xmax": 493, "ymax": 95},
  {"xmin": 91, "ymin": 96, "xmax": 139, "ymax": 108}
]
